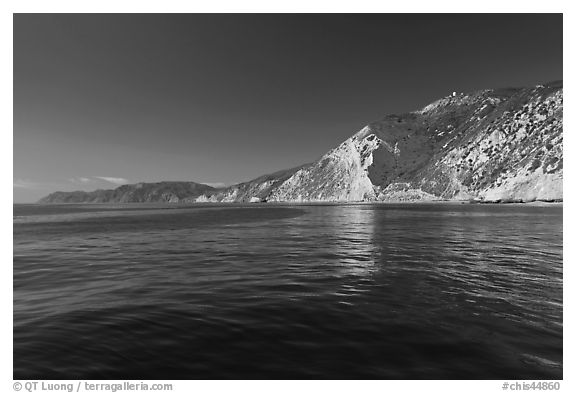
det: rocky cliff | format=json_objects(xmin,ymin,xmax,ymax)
[
  {"xmin": 39, "ymin": 81, "xmax": 562, "ymax": 204},
  {"xmin": 266, "ymin": 81, "xmax": 563, "ymax": 203},
  {"xmin": 194, "ymin": 165, "xmax": 310, "ymax": 203}
]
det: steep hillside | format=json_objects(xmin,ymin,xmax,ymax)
[
  {"xmin": 268, "ymin": 81, "xmax": 562, "ymax": 202},
  {"xmin": 38, "ymin": 81, "xmax": 562, "ymax": 204},
  {"xmin": 38, "ymin": 182, "xmax": 217, "ymax": 203},
  {"xmin": 195, "ymin": 165, "xmax": 311, "ymax": 203}
]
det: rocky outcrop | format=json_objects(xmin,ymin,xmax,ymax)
[
  {"xmin": 38, "ymin": 81, "xmax": 562, "ymax": 204},
  {"xmin": 414, "ymin": 82, "xmax": 563, "ymax": 202},
  {"xmin": 198, "ymin": 165, "xmax": 310, "ymax": 203},
  {"xmin": 268, "ymin": 81, "xmax": 563, "ymax": 203}
]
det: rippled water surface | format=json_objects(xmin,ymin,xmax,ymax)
[{"xmin": 13, "ymin": 203, "xmax": 563, "ymax": 379}]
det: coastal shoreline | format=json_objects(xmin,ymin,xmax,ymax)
[{"xmin": 16, "ymin": 199, "xmax": 563, "ymax": 208}]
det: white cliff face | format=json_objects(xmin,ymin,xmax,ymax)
[
  {"xmin": 480, "ymin": 169, "xmax": 562, "ymax": 202},
  {"xmin": 266, "ymin": 83, "xmax": 563, "ymax": 203},
  {"xmin": 420, "ymin": 87, "xmax": 563, "ymax": 202},
  {"xmin": 268, "ymin": 129, "xmax": 383, "ymax": 202}
]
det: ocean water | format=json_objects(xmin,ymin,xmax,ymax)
[{"xmin": 13, "ymin": 203, "xmax": 563, "ymax": 379}]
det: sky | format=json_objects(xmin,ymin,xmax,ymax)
[{"xmin": 13, "ymin": 13, "xmax": 562, "ymax": 202}]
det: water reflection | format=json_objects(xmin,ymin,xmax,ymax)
[
  {"xmin": 317, "ymin": 205, "xmax": 379, "ymax": 278},
  {"xmin": 13, "ymin": 203, "xmax": 563, "ymax": 379}
]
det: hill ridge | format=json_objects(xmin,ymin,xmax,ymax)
[{"xmin": 38, "ymin": 81, "xmax": 563, "ymax": 204}]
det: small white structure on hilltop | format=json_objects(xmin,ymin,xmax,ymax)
[{"xmin": 452, "ymin": 92, "xmax": 457, "ymax": 97}]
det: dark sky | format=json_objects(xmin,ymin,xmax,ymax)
[{"xmin": 14, "ymin": 14, "xmax": 562, "ymax": 202}]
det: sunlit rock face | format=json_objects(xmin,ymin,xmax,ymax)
[
  {"xmin": 207, "ymin": 165, "xmax": 310, "ymax": 202},
  {"xmin": 267, "ymin": 81, "xmax": 563, "ymax": 203},
  {"xmin": 267, "ymin": 128, "xmax": 382, "ymax": 202},
  {"xmin": 413, "ymin": 82, "xmax": 563, "ymax": 202}
]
